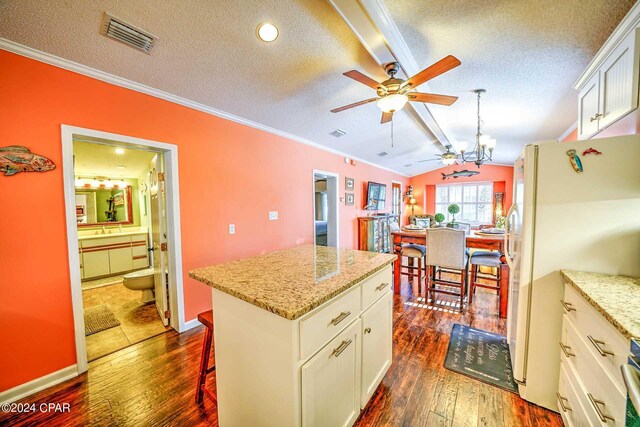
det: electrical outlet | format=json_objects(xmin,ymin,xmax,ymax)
[
  {"xmin": 269, "ymin": 211, "xmax": 278, "ymax": 220},
  {"xmin": 228, "ymin": 224, "xmax": 235, "ymax": 235}
]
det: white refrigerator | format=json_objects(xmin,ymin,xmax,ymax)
[{"xmin": 505, "ymin": 134, "xmax": 640, "ymax": 411}]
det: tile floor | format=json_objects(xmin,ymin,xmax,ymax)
[{"xmin": 82, "ymin": 281, "xmax": 169, "ymax": 361}]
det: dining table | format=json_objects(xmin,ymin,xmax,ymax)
[{"xmin": 391, "ymin": 228, "xmax": 510, "ymax": 318}]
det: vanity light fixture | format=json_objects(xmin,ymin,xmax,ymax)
[
  {"xmin": 115, "ymin": 148, "xmax": 125, "ymax": 155},
  {"xmin": 256, "ymin": 22, "xmax": 279, "ymax": 42},
  {"xmin": 116, "ymin": 165, "xmax": 127, "ymax": 170}
]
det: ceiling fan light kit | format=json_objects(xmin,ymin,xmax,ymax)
[{"xmin": 376, "ymin": 93, "xmax": 408, "ymax": 113}]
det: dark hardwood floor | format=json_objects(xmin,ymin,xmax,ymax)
[{"xmin": 0, "ymin": 278, "xmax": 563, "ymax": 427}]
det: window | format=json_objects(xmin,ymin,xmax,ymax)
[
  {"xmin": 435, "ymin": 182, "xmax": 493, "ymax": 225},
  {"xmin": 391, "ymin": 182, "xmax": 401, "ymax": 216}
]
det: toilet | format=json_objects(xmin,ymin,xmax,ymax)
[{"xmin": 123, "ymin": 268, "xmax": 155, "ymax": 303}]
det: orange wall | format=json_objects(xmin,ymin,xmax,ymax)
[
  {"xmin": 0, "ymin": 50, "xmax": 408, "ymax": 392},
  {"xmin": 562, "ymin": 128, "xmax": 578, "ymax": 142},
  {"xmin": 408, "ymin": 164, "xmax": 514, "ymax": 219}
]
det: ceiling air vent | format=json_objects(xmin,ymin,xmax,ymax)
[
  {"xmin": 100, "ymin": 13, "xmax": 156, "ymax": 54},
  {"xmin": 377, "ymin": 151, "xmax": 388, "ymax": 157},
  {"xmin": 330, "ymin": 129, "xmax": 346, "ymax": 138}
]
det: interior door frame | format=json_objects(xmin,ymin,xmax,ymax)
[
  {"xmin": 61, "ymin": 125, "xmax": 186, "ymax": 374},
  {"xmin": 312, "ymin": 170, "xmax": 340, "ymax": 248}
]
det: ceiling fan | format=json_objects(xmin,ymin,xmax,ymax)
[
  {"xmin": 330, "ymin": 55, "xmax": 461, "ymax": 124},
  {"xmin": 418, "ymin": 145, "xmax": 460, "ymax": 165}
]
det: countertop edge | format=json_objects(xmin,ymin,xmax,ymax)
[
  {"xmin": 190, "ymin": 257, "xmax": 396, "ymax": 321},
  {"xmin": 560, "ymin": 270, "xmax": 635, "ymax": 340}
]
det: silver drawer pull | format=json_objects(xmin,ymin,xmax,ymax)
[
  {"xmin": 330, "ymin": 311, "xmax": 351, "ymax": 326},
  {"xmin": 587, "ymin": 393, "xmax": 615, "ymax": 422},
  {"xmin": 332, "ymin": 339, "xmax": 352, "ymax": 358},
  {"xmin": 364, "ymin": 327, "xmax": 372, "ymax": 334},
  {"xmin": 560, "ymin": 300, "xmax": 576, "ymax": 312},
  {"xmin": 556, "ymin": 392, "xmax": 572, "ymax": 412},
  {"xmin": 590, "ymin": 113, "xmax": 603, "ymax": 122},
  {"xmin": 375, "ymin": 282, "xmax": 389, "ymax": 291},
  {"xmin": 587, "ymin": 335, "xmax": 614, "ymax": 357},
  {"xmin": 559, "ymin": 342, "xmax": 575, "ymax": 358}
]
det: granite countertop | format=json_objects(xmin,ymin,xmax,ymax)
[
  {"xmin": 189, "ymin": 245, "xmax": 397, "ymax": 320},
  {"xmin": 561, "ymin": 270, "xmax": 640, "ymax": 340}
]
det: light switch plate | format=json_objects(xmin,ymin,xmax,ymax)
[
  {"xmin": 228, "ymin": 224, "xmax": 235, "ymax": 234},
  {"xmin": 269, "ymin": 211, "xmax": 278, "ymax": 220}
]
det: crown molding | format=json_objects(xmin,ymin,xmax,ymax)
[
  {"xmin": 0, "ymin": 37, "xmax": 409, "ymax": 177},
  {"xmin": 557, "ymin": 121, "xmax": 578, "ymax": 142},
  {"xmin": 574, "ymin": 2, "xmax": 640, "ymax": 89}
]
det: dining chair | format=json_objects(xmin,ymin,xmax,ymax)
[
  {"xmin": 425, "ymin": 227, "xmax": 469, "ymax": 311},
  {"xmin": 390, "ymin": 222, "xmax": 426, "ymax": 293},
  {"xmin": 437, "ymin": 221, "xmax": 471, "ymax": 280}
]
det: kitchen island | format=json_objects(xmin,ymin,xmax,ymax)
[{"xmin": 189, "ymin": 245, "xmax": 396, "ymax": 427}]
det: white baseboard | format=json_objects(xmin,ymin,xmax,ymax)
[
  {"xmin": 181, "ymin": 318, "xmax": 202, "ymax": 332},
  {"xmin": 0, "ymin": 365, "xmax": 78, "ymax": 404}
]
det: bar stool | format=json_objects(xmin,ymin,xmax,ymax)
[
  {"xmin": 390, "ymin": 222, "xmax": 426, "ymax": 292},
  {"xmin": 468, "ymin": 252, "xmax": 502, "ymax": 304},
  {"xmin": 195, "ymin": 310, "xmax": 217, "ymax": 405}
]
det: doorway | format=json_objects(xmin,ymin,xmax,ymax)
[
  {"xmin": 313, "ymin": 170, "xmax": 339, "ymax": 247},
  {"xmin": 62, "ymin": 125, "xmax": 185, "ymax": 374}
]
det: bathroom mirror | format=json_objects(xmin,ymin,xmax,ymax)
[{"xmin": 76, "ymin": 186, "xmax": 134, "ymax": 227}]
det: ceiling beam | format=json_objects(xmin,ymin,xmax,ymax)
[{"xmin": 328, "ymin": 0, "xmax": 457, "ymax": 152}]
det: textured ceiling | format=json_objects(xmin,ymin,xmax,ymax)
[
  {"xmin": 0, "ymin": 0, "xmax": 634, "ymax": 175},
  {"xmin": 383, "ymin": 0, "xmax": 636, "ymax": 164},
  {"xmin": 73, "ymin": 141, "xmax": 155, "ymax": 178}
]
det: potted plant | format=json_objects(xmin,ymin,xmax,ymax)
[
  {"xmin": 434, "ymin": 213, "xmax": 445, "ymax": 227},
  {"xmin": 446, "ymin": 204, "xmax": 460, "ymax": 228},
  {"xmin": 495, "ymin": 215, "xmax": 506, "ymax": 229}
]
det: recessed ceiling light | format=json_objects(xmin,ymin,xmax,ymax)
[
  {"xmin": 116, "ymin": 165, "xmax": 127, "ymax": 169},
  {"xmin": 256, "ymin": 22, "xmax": 279, "ymax": 42},
  {"xmin": 115, "ymin": 148, "xmax": 125, "ymax": 155}
]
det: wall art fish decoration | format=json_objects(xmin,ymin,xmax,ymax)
[
  {"xmin": 0, "ymin": 145, "xmax": 56, "ymax": 176},
  {"xmin": 441, "ymin": 170, "xmax": 480, "ymax": 180},
  {"xmin": 582, "ymin": 147, "xmax": 602, "ymax": 156},
  {"xmin": 566, "ymin": 149, "xmax": 583, "ymax": 173}
]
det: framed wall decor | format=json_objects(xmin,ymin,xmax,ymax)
[
  {"xmin": 345, "ymin": 192, "xmax": 354, "ymax": 206},
  {"xmin": 345, "ymin": 177, "xmax": 355, "ymax": 191}
]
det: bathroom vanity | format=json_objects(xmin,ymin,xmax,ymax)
[
  {"xmin": 79, "ymin": 231, "xmax": 149, "ymax": 279},
  {"xmin": 190, "ymin": 245, "xmax": 396, "ymax": 427}
]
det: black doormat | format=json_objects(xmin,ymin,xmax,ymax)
[{"xmin": 444, "ymin": 324, "xmax": 518, "ymax": 393}]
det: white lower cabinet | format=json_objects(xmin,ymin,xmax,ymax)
[
  {"xmin": 80, "ymin": 233, "xmax": 149, "ymax": 279},
  {"xmin": 302, "ymin": 320, "xmax": 362, "ymax": 427},
  {"xmin": 211, "ymin": 265, "xmax": 393, "ymax": 427},
  {"xmin": 558, "ymin": 282, "xmax": 628, "ymax": 426},
  {"xmin": 360, "ymin": 291, "xmax": 392, "ymax": 408},
  {"xmin": 82, "ymin": 249, "xmax": 110, "ymax": 278}
]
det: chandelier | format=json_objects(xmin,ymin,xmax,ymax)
[{"xmin": 457, "ymin": 89, "xmax": 496, "ymax": 167}]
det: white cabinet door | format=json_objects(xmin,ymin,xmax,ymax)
[
  {"xmin": 302, "ymin": 320, "xmax": 361, "ymax": 427},
  {"xmin": 578, "ymin": 73, "xmax": 600, "ymax": 139},
  {"xmin": 360, "ymin": 291, "xmax": 392, "ymax": 408},
  {"xmin": 82, "ymin": 250, "xmax": 110, "ymax": 279},
  {"xmin": 599, "ymin": 31, "xmax": 639, "ymax": 129},
  {"xmin": 109, "ymin": 246, "xmax": 133, "ymax": 273}
]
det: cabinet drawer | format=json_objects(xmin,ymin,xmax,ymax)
[
  {"xmin": 81, "ymin": 236, "xmax": 131, "ymax": 248},
  {"xmin": 561, "ymin": 284, "xmax": 628, "ymax": 393},
  {"xmin": 300, "ymin": 286, "xmax": 361, "ymax": 360},
  {"xmin": 361, "ymin": 266, "xmax": 392, "ymax": 311},
  {"xmin": 561, "ymin": 316, "xmax": 626, "ymax": 426},
  {"xmin": 558, "ymin": 360, "xmax": 591, "ymax": 427}
]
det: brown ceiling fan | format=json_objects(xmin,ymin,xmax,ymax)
[{"xmin": 331, "ymin": 55, "xmax": 461, "ymax": 124}]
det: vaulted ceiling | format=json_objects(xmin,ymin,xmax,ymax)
[{"xmin": 0, "ymin": 0, "xmax": 634, "ymax": 175}]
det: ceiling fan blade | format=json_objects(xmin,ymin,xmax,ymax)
[
  {"xmin": 401, "ymin": 55, "xmax": 461, "ymax": 90},
  {"xmin": 418, "ymin": 158, "xmax": 441, "ymax": 162},
  {"xmin": 381, "ymin": 111, "xmax": 393, "ymax": 124},
  {"xmin": 343, "ymin": 70, "xmax": 384, "ymax": 90},
  {"xmin": 408, "ymin": 93, "xmax": 458, "ymax": 106},
  {"xmin": 331, "ymin": 98, "xmax": 378, "ymax": 113}
]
